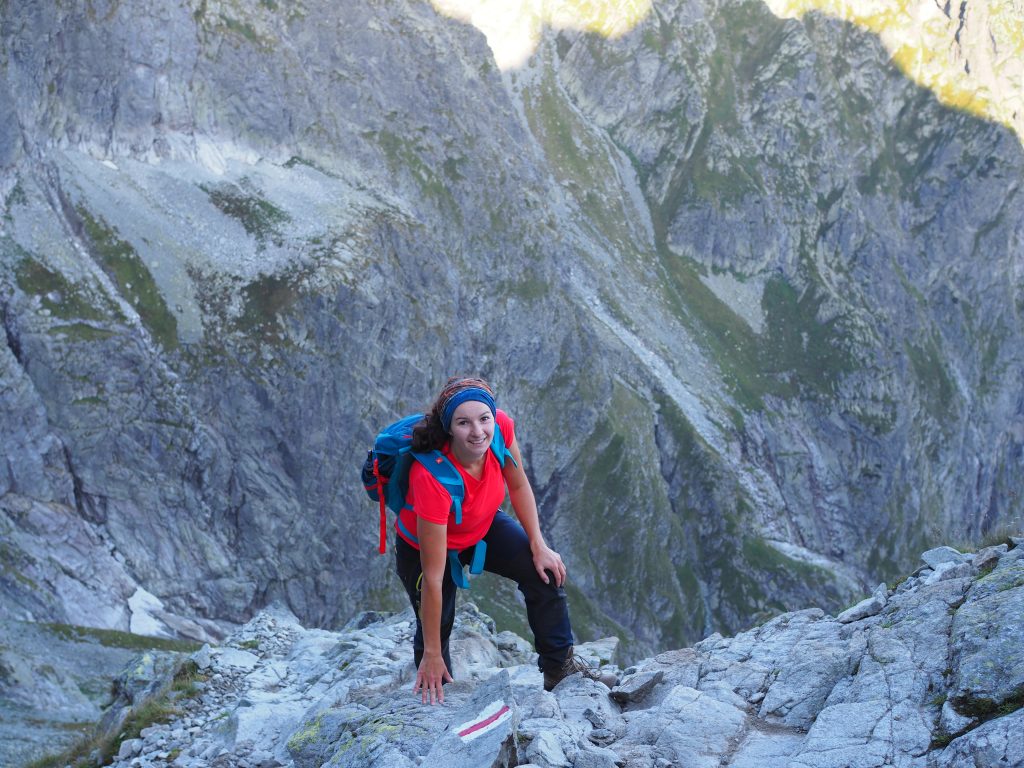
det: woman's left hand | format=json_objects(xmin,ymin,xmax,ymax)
[{"xmin": 531, "ymin": 542, "xmax": 566, "ymax": 587}]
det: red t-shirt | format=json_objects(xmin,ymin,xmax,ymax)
[{"xmin": 396, "ymin": 409, "xmax": 515, "ymax": 551}]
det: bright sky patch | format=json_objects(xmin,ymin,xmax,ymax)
[{"xmin": 763, "ymin": 0, "xmax": 1024, "ymax": 143}]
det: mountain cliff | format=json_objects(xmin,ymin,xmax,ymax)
[{"xmin": 1, "ymin": 0, "xmax": 1022, "ymax": 660}]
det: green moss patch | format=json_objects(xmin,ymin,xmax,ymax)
[
  {"xmin": 14, "ymin": 256, "xmax": 115, "ymax": 323},
  {"xmin": 41, "ymin": 623, "xmax": 200, "ymax": 653},
  {"xmin": 287, "ymin": 712, "xmax": 326, "ymax": 751},
  {"xmin": 367, "ymin": 130, "xmax": 461, "ymax": 220},
  {"xmin": 759, "ymin": 272, "xmax": 855, "ymax": 397},
  {"xmin": 905, "ymin": 333, "xmax": 958, "ymax": 424},
  {"xmin": 77, "ymin": 208, "xmax": 178, "ymax": 349},
  {"xmin": 0, "ymin": 540, "xmax": 38, "ymax": 589},
  {"xmin": 935, "ymin": 689, "xmax": 1024, "ymax": 750},
  {"xmin": 237, "ymin": 272, "xmax": 302, "ymax": 343},
  {"xmin": 202, "ymin": 181, "xmax": 291, "ymax": 250},
  {"xmin": 653, "ymin": 253, "xmax": 854, "ymax": 410},
  {"xmin": 47, "ymin": 323, "xmax": 117, "ymax": 342}
]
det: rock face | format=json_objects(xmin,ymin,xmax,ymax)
[
  {"xmin": 20, "ymin": 541, "xmax": 1021, "ymax": 768},
  {"xmin": 0, "ymin": 618, "xmax": 198, "ymax": 767},
  {"xmin": 1, "ymin": 0, "xmax": 1022, "ymax": 659}
]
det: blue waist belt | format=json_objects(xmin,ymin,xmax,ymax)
[{"xmin": 397, "ymin": 516, "xmax": 487, "ymax": 589}]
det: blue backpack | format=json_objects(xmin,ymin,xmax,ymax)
[{"xmin": 360, "ymin": 413, "xmax": 516, "ymax": 586}]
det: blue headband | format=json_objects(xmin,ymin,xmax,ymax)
[{"xmin": 441, "ymin": 387, "xmax": 497, "ymax": 432}]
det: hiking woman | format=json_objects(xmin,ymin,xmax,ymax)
[{"xmin": 394, "ymin": 376, "xmax": 590, "ymax": 704}]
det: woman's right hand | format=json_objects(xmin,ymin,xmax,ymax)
[{"xmin": 414, "ymin": 650, "xmax": 453, "ymax": 704}]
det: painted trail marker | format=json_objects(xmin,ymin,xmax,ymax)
[
  {"xmin": 425, "ymin": 670, "xmax": 519, "ymax": 768},
  {"xmin": 456, "ymin": 700, "xmax": 512, "ymax": 741}
]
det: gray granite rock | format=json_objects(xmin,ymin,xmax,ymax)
[
  {"xmin": 14, "ymin": 559, "xmax": 1022, "ymax": 768},
  {"xmin": 938, "ymin": 700, "xmax": 975, "ymax": 736},
  {"xmin": 424, "ymin": 670, "xmax": 520, "ymax": 768},
  {"xmin": 931, "ymin": 708, "xmax": 1024, "ymax": 768},
  {"xmin": 610, "ymin": 670, "xmax": 664, "ymax": 705},
  {"xmin": 572, "ymin": 745, "xmax": 624, "ymax": 768},
  {"xmin": 836, "ymin": 584, "xmax": 886, "ymax": 624},
  {"xmin": 524, "ymin": 729, "xmax": 570, "ymax": 768},
  {"xmin": 948, "ymin": 551, "xmax": 1024, "ymax": 714},
  {"xmin": 971, "ymin": 546, "xmax": 1005, "ymax": 573},
  {"xmin": 924, "ymin": 560, "xmax": 974, "ymax": 585},
  {"xmin": 920, "ymin": 547, "xmax": 969, "ymax": 569},
  {"xmin": 757, "ymin": 619, "xmax": 858, "ymax": 728}
]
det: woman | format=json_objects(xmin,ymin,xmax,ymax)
[{"xmin": 394, "ymin": 376, "xmax": 595, "ymax": 704}]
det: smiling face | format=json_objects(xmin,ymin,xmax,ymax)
[{"xmin": 448, "ymin": 400, "xmax": 495, "ymax": 465}]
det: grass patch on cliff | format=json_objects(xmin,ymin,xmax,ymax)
[
  {"xmin": 202, "ymin": 180, "xmax": 291, "ymax": 250},
  {"xmin": 366, "ymin": 129, "xmax": 461, "ymax": 221},
  {"xmin": 236, "ymin": 272, "xmax": 304, "ymax": 344},
  {"xmin": 42, "ymin": 623, "xmax": 200, "ymax": 653},
  {"xmin": 24, "ymin": 658, "xmax": 194, "ymax": 768},
  {"xmin": 520, "ymin": 60, "xmax": 636, "ymax": 251},
  {"xmin": 604, "ymin": 2, "xmax": 857, "ymax": 412},
  {"xmin": 77, "ymin": 208, "xmax": 178, "ymax": 350},
  {"xmin": 643, "ymin": 1, "xmax": 776, "ymax": 220},
  {"xmin": 497, "ymin": 274, "xmax": 549, "ymax": 302},
  {"xmin": 192, "ymin": 0, "xmax": 275, "ymax": 50},
  {"xmin": 3, "ymin": 179, "xmax": 28, "ymax": 218},
  {"xmin": 703, "ymin": 504, "xmax": 845, "ymax": 633},
  {"xmin": 469, "ymin": 577, "xmax": 533, "ymax": 643},
  {"xmin": 0, "ymin": 541, "xmax": 38, "ymax": 589},
  {"xmin": 14, "ymin": 257, "xmax": 117, "ymax": 323},
  {"xmin": 284, "ymin": 155, "xmax": 338, "ymax": 177},
  {"xmin": 904, "ymin": 333, "xmax": 958, "ymax": 425},
  {"xmin": 561, "ymin": 385, "xmax": 700, "ymax": 656},
  {"xmin": 47, "ymin": 323, "xmax": 117, "ymax": 342},
  {"xmin": 654, "ymin": 254, "xmax": 854, "ymax": 410},
  {"xmin": 12, "ymin": 250, "xmax": 123, "ymax": 325},
  {"xmin": 760, "ymin": 273, "xmax": 854, "ymax": 395},
  {"xmin": 218, "ymin": 13, "xmax": 264, "ymax": 46},
  {"xmin": 169, "ymin": 659, "xmax": 207, "ymax": 698},
  {"xmin": 185, "ymin": 258, "xmax": 317, "ymax": 349}
]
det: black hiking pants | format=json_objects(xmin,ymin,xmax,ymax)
[{"xmin": 394, "ymin": 510, "xmax": 574, "ymax": 678}]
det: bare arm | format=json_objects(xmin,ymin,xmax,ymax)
[
  {"xmin": 414, "ymin": 518, "xmax": 452, "ymax": 704},
  {"xmin": 502, "ymin": 440, "xmax": 567, "ymax": 587}
]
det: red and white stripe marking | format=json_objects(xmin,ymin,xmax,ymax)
[{"xmin": 455, "ymin": 700, "xmax": 512, "ymax": 741}]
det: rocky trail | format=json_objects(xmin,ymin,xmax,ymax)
[{"xmin": 19, "ymin": 541, "xmax": 1023, "ymax": 768}]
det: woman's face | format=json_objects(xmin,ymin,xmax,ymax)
[{"xmin": 449, "ymin": 400, "xmax": 495, "ymax": 462}]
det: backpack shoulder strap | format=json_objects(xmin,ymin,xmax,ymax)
[
  {"xmin": 489, "ymin": 421, "xmax": 518, "ymax": 469},
  {"xmin": 410, "ymin": 450, "xmax": 466, "ymax": 524}
]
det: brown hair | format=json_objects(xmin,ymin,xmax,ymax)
[{"xmin": 411, "ymin": 375, "xmax": 495, "ymax": 452}]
